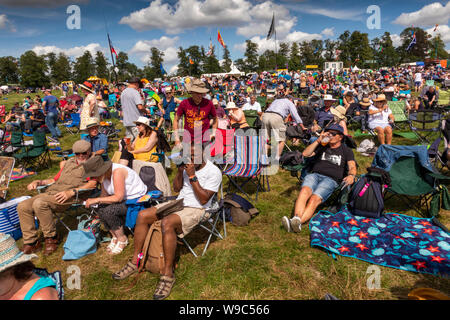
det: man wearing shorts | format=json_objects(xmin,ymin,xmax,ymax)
[
  {"xmin": 281, "ymin": 124, "xmax": 357, "ymax": 233},
  {"xmin": 112, "ymin": 143, "xmax": 222, "ymax": 300},
  {"xmin": 262, "ymin": 90, "xmax": 306, "ymax": 158}
]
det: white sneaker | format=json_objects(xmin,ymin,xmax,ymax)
[
  {"xmin": 281, "ymin": 216, "xmax": 292, "ymax": 233},
  {"xmin": 290, "ymin": 217, "xmax": 302, "ymax": 233}
]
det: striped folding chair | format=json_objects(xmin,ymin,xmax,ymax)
[{"xmin": 223, "ymin": 134, "xmax": 270, "ymax": 202}]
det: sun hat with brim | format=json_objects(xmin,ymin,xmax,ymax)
[
  {"xmin": 359, "ymin": 98, "xmax": 372, "ymax": 107},
  {"xmin": 323, "ymin": 94, "xmax": 336, "ymax": 101},
  {"xmin": 186, "ymin": 78, "xmax": 209, "ymax": 94},
  {"xmin": 79, "ymin": 81, "xmax": 95, "ymax": 93},
  {"xmin": 225, "ymin": 102, "xmax": 238, "ymax": 110},
  {"xmin": 85, "ymin": 119, "xmax": 100, "ymax": 129},
  {"xmin": 82, "ymin": 155, "xmax": 112, "ymax": 179},
  {"xmin": 0, "ymin": 233, "xmax": 37, "ymax": 273},
  {"xmin": 330, "ymin": 105, "xmax": 347, "ymax": 120},
  {"xmin": 133, "ymin": 116, "xmax": 152, "ymax": 128},
  {"xmin": 373, "ymin": 94, "xmax": 387, "ymax": 102},
  {"xmin": 325, "ymin": 123, "xmax": 344, "ymax": 135}
]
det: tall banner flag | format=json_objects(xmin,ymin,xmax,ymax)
[
  {"xmin": 189, "ymin": 58, "xmax": 194, "ymax": 65},
  {"xmin": 266, "ymin": 13, "xmax": 275, "ymax": 40},
  {"xmin": 107, "ymin": 33, "xmax": 118, "ymax": 59},
  {"xmin": 407, "ymin": 33, "xmax": 416, "ymax": 51},
  {"xmin": 217, "ymin": 30, "xmax": 226, "ymax": 48},
  {"xmin": 434, "ymin": 24, "xmax": 439, "ymax": 32},
  {"xmin": 160, "ymin": 63, "xmax": 167, "ymax": 75}
]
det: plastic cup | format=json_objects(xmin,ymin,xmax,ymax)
[
  {"xmin": 320, "ymin": 137, "xmax": 330, "ymax": 146},
  {"xmin": 124, "ymin": 138, "xmax": 131, "ymax": 145}
]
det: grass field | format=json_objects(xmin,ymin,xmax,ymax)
[{"xmin": 1, "ymin": 90, "xmax": 449, "ymax": 300}]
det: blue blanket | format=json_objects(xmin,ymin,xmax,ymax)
[{"xmin": 310, "ymin": 207, "xmax": 450, "ymax": 277}]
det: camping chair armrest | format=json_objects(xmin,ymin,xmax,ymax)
[
  {"xmin": 37, "ymin": 182, "xmax": 55, "ymax": 193},
  {"xmin": 427, "ymin": 172, "xmax": 450, "ymax": 182}
]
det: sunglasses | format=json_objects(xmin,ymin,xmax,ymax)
[
  {"xmin": 75, "ymin": 152, "xmax": 89, "ymax": 156},
  {"xmin": 326, "ymin": 131, "xmax": 341, "ymax": 137}
]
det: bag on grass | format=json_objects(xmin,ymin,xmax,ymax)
[
  {"xmin": 223, "ymin": 193, "xmax": 259, "ymax": 226},
  {"xmin": 0, "ymin": 196, "xmax": 31, "ymax": 240},
  {"xmin": 139, "ymin": 220, "xmax": 165, "ymax": 274},
  {"xmin": 62, "ymin": 215, "xmax": 102, "ymax": 261}
]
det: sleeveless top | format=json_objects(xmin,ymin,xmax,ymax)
[
  {"xmin": 162, "ymin": 96, "xmax": 177, "ymax": 120},
  {"xmin": 23, "ymin": 277, "xmax": 57, "ymax": 300},
  {"xmin": 133, "ymin": 135, "xmax": 158, "ymax": 163},
  {"xmin": 102, "ymin": 163, "xmax": 147, "ymax": 200}
]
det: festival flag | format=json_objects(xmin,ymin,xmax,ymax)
[
  {"xmin": 378, "ymin": 45, "xmax": 383, "ymax": 53},
  {"xmin": 189, "ymin": 58, "xmax": 194, "ymax": 65},
  {"xmin": 107, "ymin": 33, "xmax": 118, "ymax": 59},
  {"xmin": 266, "ymin": 13, "xmax": 276, "ymax": 40},
  {"xmin": 407, "ymin": 33, "xmax": 416, "ymax": 51},
  {"xmin": 217, "ymin": 30, "xmax": 226, "ymax": 48},
  {"xmin": 434, "ymin": 24, "xmax": 439, "ymax": 32},
  {"xmin": 160, "ymin": 63, "xmax": 167, "ymax": 75}
]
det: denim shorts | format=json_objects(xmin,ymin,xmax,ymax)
[{"xmin": 301, "ymin": 173, "xmax": 339, "ymax": 202}]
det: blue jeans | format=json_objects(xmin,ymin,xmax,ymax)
[
  {"xmin": 301, "ymin": 173, "xmax": 339, "ymax": 202},
  {"xmin": 45, "ymin": 112, "xmax": 61, "ymax": 138}
]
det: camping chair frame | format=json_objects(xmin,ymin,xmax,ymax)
[
  {"xmin": 223, "ymin": 134, "xmax": 270, "ymax": 202},
  {"xmin": 63, "ymin": 113, "xmax": 80, "ymax": 135},
  {"xmin": 408, "ymin": 109, "xmax": 444, "ymax": 144},
  {"xmin": 14, "ymin": 131, "xmax": 51, "ymax": 172}
]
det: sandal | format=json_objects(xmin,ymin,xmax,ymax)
[
  {"xmin": 110, "ymin": 239, "xmax": 128, "ymax": 255},
  {"xmin": 106, "ymin": 237, "xmax": 118, "ymax": 253},
  {"xmin": 112, "ymin": 260, "xmax": 138, "ymax": 280},
  {"xmin": 153, "ymin": 275, "xmax": 176, "ymax": 300}
]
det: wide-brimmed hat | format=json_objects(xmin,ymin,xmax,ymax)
[
  {"xmin": 373, "ymin": 94, "xmax": 387, "ymax": 102},
  {"xmin": 133, "ymin": 116, "xmax": 152, "ymax": 128},
  {"xmin": 225, "ymin": 102, "xmax": 238, "ymax": 110},
  {"xmin": 79, "ymin": 81, "xmax": 95, "ymax": 93},
  {"xmin": 330, "ymin": 105, "xmax": 347, "ymax": 120},
  {"xmin": 165, "ymin": 87, "xmax": 172, "ymax": 93},
  {"xmin": 85, "ymin": 119, "xmax": 100, "ymax": 129},
  {"xmin": 0, "ymin": 233, "xmax": 37, "ymax": 273},
  {"xmin": 186, "ymin": 78, "xmax": 209, "ymax": 94},
  {"xmin": 82, "ymin": 155, "xmax": 112, "ymax": 179},
  {"xmin": 359, "ymin": 97, "xmax": 372, "ymax": 107},
  {"xmin": 323, "ymin": 94, "xmax": 336, "ymax": 101}
]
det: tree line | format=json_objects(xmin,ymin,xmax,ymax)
[{"xmin": 0, "ymin": 27, "xmax": 448, "ymax": 88}]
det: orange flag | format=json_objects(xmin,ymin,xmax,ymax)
[
  {"xmin": 189, "ymin": 58, "xmax": 194, "ymax": 65},
  {"xmin": 217, "ymin": 30, "xmax": 226, "ymax": 48}
]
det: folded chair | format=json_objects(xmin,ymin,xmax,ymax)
[
  {"xmin": 244, "ymin": 110, "xmax": 260, "ymax": 129},
  {"xmin": 372, "ymin": 144, "xmax": 450, "ymax": 217},
  {"xmin": 14, "ymin": 130, "xmax": 51, "ymax": 172},
  {"xmin": 223, "ymin": 134, "xmax": 270, "ymax": 202},
  {"xmin": 408, "ymin": 110, "xmax": 444, "ymax": 144}
]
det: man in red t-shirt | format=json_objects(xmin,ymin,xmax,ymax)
[{"xmin": 173, "ymin": 78, "xmax": 217, "ymax": 146}]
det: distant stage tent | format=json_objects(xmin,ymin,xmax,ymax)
[{"xmin": 87, "ymin": 77, "xmax": 108, "ymax": 85}]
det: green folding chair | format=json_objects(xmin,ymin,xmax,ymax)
[
  {"xmin": 14, "ymin": 130, "xmax": 51, "ymax": 171},
  {"xmin": 244, "ymin": 110, "xmax": 259, "ymax": 129}
]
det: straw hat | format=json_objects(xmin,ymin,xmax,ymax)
[
  {"xmin": 82, "ymin": 155, "xmax": 112, "ymax": 179},
  {"xmin": 0, "ymin": 233, "xmax": 37, "ymax": 273},
  {"xmin": 330, "ymin": 105, "xmax": 347, "ymax": 120},
  {"xmin": 186, "ymin": 78, "xmax": 209, "ymax": 94},
  {"xmin": 133, "ymin": 116, "xmax": 152, "ymax": 129},
  {"xmin": 85, "ymin": 119, "xmax": 100, "ymax": 129},
  {"xmin": 373, "ymin": 94, "xmax": 387, "ymax": 102},
  {"xmin": 359, "ymin": 97, "xmax": 372, "ymax": 107},
  {"xmin": 79, "ymin": 81, "xmax": 95, "ymax": 94},
  {"xmin": 323, "ymin": 94, "xmax": 336, "ymax": 101},
  {"xmin": 225, "ymin": 102, "xmax": 238, "ymax": 110}
]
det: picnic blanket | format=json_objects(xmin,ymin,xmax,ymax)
[
  {"xmin": 10, "ymin": 168, "xmax": 37, "ymax": 181},
  {"xmin": 310, "ymin": 207, "xmax": 450, "ymax": 277}
]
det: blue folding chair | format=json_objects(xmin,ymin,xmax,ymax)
[{"xmin": 64, "ymin": 113, "xmax": 80, "ymax": 135}]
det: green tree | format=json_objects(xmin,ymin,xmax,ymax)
[
  {"xmin": 115, "ymin": 52, "xmax": 130, "ymax": 82},
  {"xmin": 278, "ymin": 42, "xmax": 290, "ymax": 69},
  {"xmin": 348, "ymin": 31, "xmax": 373, "ymax": 68},
  {"xmin": 95, "ymin": 51, "xmax": 109, "ymax": 79},
  {"xmin": 288, "ymin": 42, "xmax": 301, "ymax": 71},
  {"xmin": 0, "ymin": 56, "xmax": 19, "ymax": 84},
  {"xmin": 52, "ymin": 53, "xmax": 72, "ymax": 84},
  {"xmin": 323, "ymin": 39, "xmax": 338, "ymax": 61},
  {"xmin": 202, "ymin": 46, "xmax": 221, "ymax": 74},
  {"xmin": 222, "ymin": 46, "xmax": 232, "ymax": 73},
  {"xmin": 73, "ymin": 51, "xmax": 95, "ymax": 84},
  {"xmin": 177, "ymin": 47, "xmax": 190, "ymax": 76},
  {"xmin": 19, "ymin": 51, "xmax": 50, "ymax": 88},
  {"xmin": 258, "ymin": 50, "xmax": 277, "ymax": 71},
  {"xmin": 45, "ymin": 52, "xmax": 57, "ymax": 84},
  {"xmin": 429, "ymin": 34, "xmax": 449, "ymax": 59},
  {"xmin": 337, "ymin": 30, "xmax": 352, "ymax": 67},
  {"xmin": 244, "ymin": 40, "xmax": 259, "ymax": 73},
  {"xmin": 144, "ymin": 47, "xmax": 165, "ymax": 80},
  {"xmin": 185, "ymin": 45, "xmax": 203, "ymax": 77}
]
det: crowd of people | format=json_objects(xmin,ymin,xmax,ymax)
[{"xmin": 1, "ymin": 63, "xmax": 449, "ymax": 300}]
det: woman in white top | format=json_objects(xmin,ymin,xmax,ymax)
[
  {"xmin": 84, "ymin": 156, "xmax": 147, "ymax": 254},
  {"xmin": 79, "ymin": 81, "xmax": 100, "ymax": 131},
  {"xmin": 368, "ymin": 94, "xmax": 395, "ymax": 145}
]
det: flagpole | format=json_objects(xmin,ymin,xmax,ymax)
[
  {"xmin": 274, "ymin": 12, "xmax": 278, "ymax": 71},
  {"xmin": 107, "ymin": 33, "xmax": 118, "ymax": 84}
]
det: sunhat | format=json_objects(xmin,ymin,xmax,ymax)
[
  {"xmin": 79, "ymin": 81, "xmax": 95, "ymax": 93},
  {"xmin": 323, "ymin": 94, "xmax": 336, "ymax": 101},
  {"xmin": 133, "ymin": 116, "xmax": 152, "ymax": 128},
  {"xmin": 82, "ymin": 155, "xmax": 113, "ymax": 179},
  {"xmin": 373, "ymin": 94, "xmax": 387, "ymax": 102},
  {"xmin": 85, "ymin": 119, "xmax": 100, "ymax": 130},
  {"xmin": 330, "ymin": 105, "xmax": 347, "ymax": 120},
  {"xmin": 186, "ymin": 78, "xmax": 209, "ymax": 94},
  {"xmin": 359, "ymin": 97, "xmax": 372, "ymax": 107},
  {"xmin": 0, "ymin": 233, "xmax": 37, "ymax": 273},
  {"xmin": 225, "ymin": 102, "xmax": 238, "ymax": 110}
]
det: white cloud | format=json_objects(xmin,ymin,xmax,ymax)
[
  {"xmin": 120, "ymin": 0, "xmax": 252, "ymax": 34},
  {"xmin": 32, "ymin": 43, "xmax": 105, "ymax": 58},
  {"xmin": 393, "ymin": 2, "xmax": 450, "ymax": 27},
  {"xmin": 169, "ymin": 65, "xmax": 179, "ymax": 75},
  {"xmin": 321, "ymin": 27, "xmax": 335, "ymax": 37},
  {"xmin": 130, "ymin": 36, "xmax": 180, "ymax": 65},
  {"xmin": 0, "ymin": 14, "xmax": 16, "ymax": 32},
  {"xmin": 390, "ymin": 34, "xmax": 403, "ymax": 48},
  {"xmin": 426, "ymin": 24, "xmax": 450, "ymax": 44}
]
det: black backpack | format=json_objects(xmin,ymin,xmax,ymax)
[
  {"xmin": 348, "ymin": 167, "xmax": 390, "ymax": 219},
  {"xmin": 222, "ymin": 193, "xmax": 259, "ymax": 226}
]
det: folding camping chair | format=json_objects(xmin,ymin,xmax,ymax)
[
  {"xmin": 244, "ymin": 110, "xmax": 260, "ymax": 129},
  {"xmin": 14, "ymin": 130, "xmax": 51, "ymax": 172},
  {"xmin": 408, "ymin": 109, "xmax": 444, "ymax": 144},
  {"xmin": 63, "ymin": 113, "xmax": 80, "ymax": 135},
  {"xmin": 372, "ymin": 144, "xmax": 450, "ymax": 217},
  {"xmin": 437, "ymin": 89, "xmax": 450, "ymax": 109},
  {"xmin": 223, "ymin": 134, "xmax": 270, "ymax": 202},
  {"xmin": 0, "ymin": 129, "xmax": 24, "ymax": 156}
]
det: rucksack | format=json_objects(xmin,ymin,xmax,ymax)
[
  {"xmin": 348, "ymin": 167, "xmax": 390, "ymax": 219},
  {"xmin": 280, "ymin": 150, "xmax": 304, "ymax": 167},
  {"xmin": 222, "ymin": 193, "xmax": 259, "ymax": 226},
  {"xmin": 139, "ymin": 220, "xmax": 165, "ymax": 274}
]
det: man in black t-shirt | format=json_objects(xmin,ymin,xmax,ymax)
[
  {"xmin": 422, "ymin": 86, "xmax": 437, "ymax": 109},
  {"xmin": 282, "ymin": 124, "xmax": 357, "ymax": 233}
]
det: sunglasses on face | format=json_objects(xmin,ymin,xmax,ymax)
[
  {"xmin": 75, "ymin": 152, "xmax": 89, "ymax": 156},
  {"xmin": 326, "ymin": 131, "xmax": 341, "ymax": 137}
]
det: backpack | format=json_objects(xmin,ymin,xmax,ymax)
[
  {"xmin": 139, "ymin": 220, "xmax": 165, "ymax": 274},
  {"xmin": 348, "ymin": 167, "xmax": 390, "ymax": 219},
  {"xmin": 222, "ymin": 193, "xmax": 259, "ymax": 226}
]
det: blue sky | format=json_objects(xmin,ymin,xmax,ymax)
[{"xmin": 0, "ymin": 0, "xmax": 449, "ymax": 74}]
